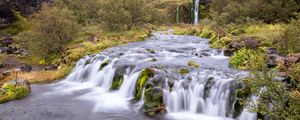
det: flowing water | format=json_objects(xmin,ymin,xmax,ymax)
[
  {"xmin": 0, "ymin": 32, "xmax": 257, "ymax": 120},
  {"xmin": 194, "ymin": 0, "xmax": 200, "ymax": 24}
]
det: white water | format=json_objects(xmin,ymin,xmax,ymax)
[
  {"xmin": 42, "ymin": 33, "xmax": 256, "ymax": 120},
  {"xmin": 194, "ymin": 0, "xmax": 200, "ymax": 24}
]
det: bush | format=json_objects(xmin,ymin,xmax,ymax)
[
  {"xmin": 281, "ymin": 18, "xmax": 300, "ymax": 53},
  {"xmin": 98, "ymin": 0, "xmax": 159, "ymax": 31},
  {"xmin": 0, "ymin": 83, "xmax": 30, "ymax": 103},
  {"xmin": 210, "ymin": 0, "xmax": 299, "ymax": 24},
  {"xmin": 17, "ymin": 5, "xmax": 79, "ymax": 61},
  {"xmin": 229, "ymin": 48, "xmax": 266, "ymax": 70}
]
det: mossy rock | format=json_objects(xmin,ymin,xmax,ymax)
[
  {"xmin": 99, "ymin": 60, "xmax": 110, "ymax": 71},
  {"xmin": 143, "ymin": 87, "xmax": 165, "ymax": 116},
  {"xmin": 180, "ymin": 68, "xmax": 190, "ymax": 76},
  {"xmin": 135, "ymin": 68, "xmax": 155, "ymax": 100},
  {"xmin": 203, "ymin": 77, "xmax": 215, "ymax": 99},
  {"xmin": 110, "ymin": 73, "xmax": 124, "ymax": 90},
  {"xmin": 188, "ymin": 61, "xmax": 200, "ymax": 68},
  {"xmin": 146, "ymin": 49, "xmax": 155, "ymax": 54},
  {"xmin": 0, "ymin": 80, "xmax": 31, "ymax": 104}
]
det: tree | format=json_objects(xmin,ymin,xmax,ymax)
[{"xmin": 17, "ymin": 5, "xmax": 79, "ymax": 60}]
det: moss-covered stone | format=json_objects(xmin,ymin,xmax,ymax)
[
  {"xmin": 99, "ymin": 60, "xmax": 110, "ymax": 71},
  {"xmin": 110, "ymin": 74, "xmax": 123, "ymax": 90},
  {"xmin": 146, "ymin": 49, "xmax": 155, "ymax": 54},
  {"xmin": 180, "ymin": 68, "xmax": 190, "ymax": 76},
  {"xmin": 0, "ymin": 80, "xmax": 31, "ymax": 104},
  {"xmin": 233, "ymin": 85, "xmax": 251, "ymax": 118},
  {"xmin": 188, "ymin": 61, "xmax": 200, "ymax": 68},
  {"xmin": 135, "ymin": 68, "xmax": 154, "ymax": 100},
  {"xmin": 204, "ymin": 77, "xmax": 215, "ymax": 99},
  {"xmin": 143, "ymin": 87, "xmax": 165, "ymax": 116}
]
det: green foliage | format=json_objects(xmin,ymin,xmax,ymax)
[
  {"xmin": 244, "ymin": 69, "xmax": 300, "ymax": 120},
  {"xmin": 279, "ymin": 18, "xmax": 300, "ymax": 53},
  {"xmin": 229, "ymin": 48, "xmax": 266, "ymax": 70},
  {"xmin": 0, "ymin": 84, "xmax": 30, "ymax": 104},
  {"xmin": 98, "ymin": 0, "xmax": 160, "ymax": 31},
  {"xmin": 17, "ymin": 5, "xmax": 79, "ymax": 61},
  {"xmin": 2, "ymin": 11, "xmax": 29, "ymax": 35},
  {"xmin": 144, "ymin": 87, "xmax": 164, "ymax": 116},
  {"xmin": 210, "ymin": 0, "xmax": 299, "ymax": 24},
  {"xmin": 135, "ymin": 68, "xmax": 154, "ymax": 100}
]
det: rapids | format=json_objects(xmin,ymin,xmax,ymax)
[{"xmin": 0, "ymin": 32, "xmax": 256, "ymax": 120}]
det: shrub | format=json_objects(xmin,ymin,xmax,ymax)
[
  {"xmin": 210, "ymin": 0, "xmax": 299, "ymax": 24},
  {"xmin": 98, "ymin": 0, "xmax": 160, "ymax": 31},
  {"xmin": 280, "ymin": 18, "xmax": 300, "ymax": 53},
  {"xmin": 229, "ymin": 48, "xmax": 266, "ymax": 70},
  {"xmin": 0, "ymin": 83, "xmax": 30, "ymax": 103},
  {"xmin": 17, "ymin": 5, "xmax": 79, "ymax": 61}
]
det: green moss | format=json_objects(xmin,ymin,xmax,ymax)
[
  {"xmin": 188, "ymin": 61, "xmax": 200, "ymax": 68},
  {"xmin": 99, "ymin": 60, "xmax": 111, "ymax": 71},
  {"xmin": 200, "ymin": 27, "xmax": 214, "ymax": 38},
  {"xmin": 110, "ymin": 74, "xmax": 123, "ymax": 90},
  {"xmin": 0, "ymin": 84, "xmax": 30, "ymax": 104},
  {"xmin": 180, "ymin": 68, "xmax": 189, "ymax": 76},
  {"xmin": 146, "ymin": 49, "xmax": 155, "ymax": 54},
  {"xmin": 135, "ymin": 68, "xmax": 154, "ymax": 100},
  {"xmin": 144, "ymin": 87, "xmax": 165, "ymax": 116}
]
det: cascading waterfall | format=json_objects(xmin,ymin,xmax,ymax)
[
  {"xmin": 46, "ymin": 32, "xmax": 256, "ymax": 120},
  {"xmin": 194, "ymin": 0, "xmax": 200, "ymax": 24}
]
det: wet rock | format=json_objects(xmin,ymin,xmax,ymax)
[
  {"xmin": 45, "ymin": 64, "xmax": 58, "ymax": 70},
  {"xmin": 110, "ymin": 71, "xmax": 123, "ymax": 90},
  {"xmin": 267, "ymin": 54, "xmax": 279, "ymax": 68},
  {"xmin": 143, "ymin": 87, "xmax": 165, "ymax": 116},
  {"xmin": 180, "ymin": 68, "xmax": 189, "ymax": 76},
  {"xmin": 20, "ymin": 64, "xmax": 32, "ymax": 72},
  {"xmin": 204, "ymin": 77, "xmax": 215, "ymax": 99},
  {"xmin": 99, "ymin": 60, "xmax": 110, "ymax": 71},
  {"xmin": 188, "ymin": 61, "xmax": 200, "ymax": 68},
  {"xmin": 135, "ymin": 68, "xmax": 155, "ymax": 100},
  {"xmin": 224, "ymin": 49, "xmax": 234, "ymax": 56}
]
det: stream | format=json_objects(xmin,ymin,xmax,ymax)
[{"xmin": 0, "ymin": 32, "xmax": 257, "ymax": 120}]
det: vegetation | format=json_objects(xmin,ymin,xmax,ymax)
[
  {"xmin": 0, "ymin": 83, "xmax": 30, "ymax": 103},
  {"xmin": 135, "ymin": 68, "xmax": 154, "ymax": 100}
]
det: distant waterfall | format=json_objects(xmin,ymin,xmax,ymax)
[{"xmin": 194, "ymin": 0, "xmax": 200, "ymax": 24}]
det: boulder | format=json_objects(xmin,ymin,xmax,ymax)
[
  {"xmin": 224, "ymin": 49, "xmax": 234, "ymax": 56},
  {"xmin": 20, "ymin": 64, "xmax": 32, "ymax": 72},
  {"xmin": 243, "ymin": 37, "xmax": 260, "ymax": 49},
  {"xmin": 0, "ymin": 37, "xmax": 14, "ymax": 47},
  {"xmin": 228, "ymin": 41, "xmax": 242, "ymax": 51},
  {"xmin": 45, "ymin": 64, "xmax": 58, "ymax": 70},
  {"xmin": 266, "ymin": 48, "xmax": 277, "ymax": 54},
  {"xmin": 267, "ymin": 54, "xmax": 279, "ymax": 68}
]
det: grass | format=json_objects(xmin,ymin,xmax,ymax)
[{"xmin": 1, "ymin": 25, "xmax": 151, "ymax": 84}]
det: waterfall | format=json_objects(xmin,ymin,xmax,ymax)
[
  {"xmin": 47, "ymin": 33, "xmax": 256, "ymax": 119},
  {"xmin": 194, "ymin": 0, "xmax": 200, "ymax": 24}
]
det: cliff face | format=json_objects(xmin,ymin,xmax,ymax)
[{"xmin": 0, "ymin": 0, "xmax": 51, "ymax": 28}]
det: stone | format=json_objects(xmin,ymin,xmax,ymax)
[
  {"xmin": 244, "ymin": 37, "xmax": 260, "ymax": 49},
  {"xmin": 267, "ymin": 54, "xmax": 279, "ymax": 68},
  {"xmin": 20, "ymin": 64, "xmax": 32, "ymax": 72},
  {"xmin": 0, "ymin": 37, "xmax": 14, "ymax": 47},
  {"xmin": 45, "ymin": 64, "xmax": 58, "ymax": 70},
  {"xmin": 228, "ymin": 41, "xmax": 242, "ymax": 50},
  {"xmin": 266, "ymin": 48, "xmax": 277, "ymax": 54},
  {"xmin": 224, "ymin": 49, "xmax": 234, "ymax": 56}
]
